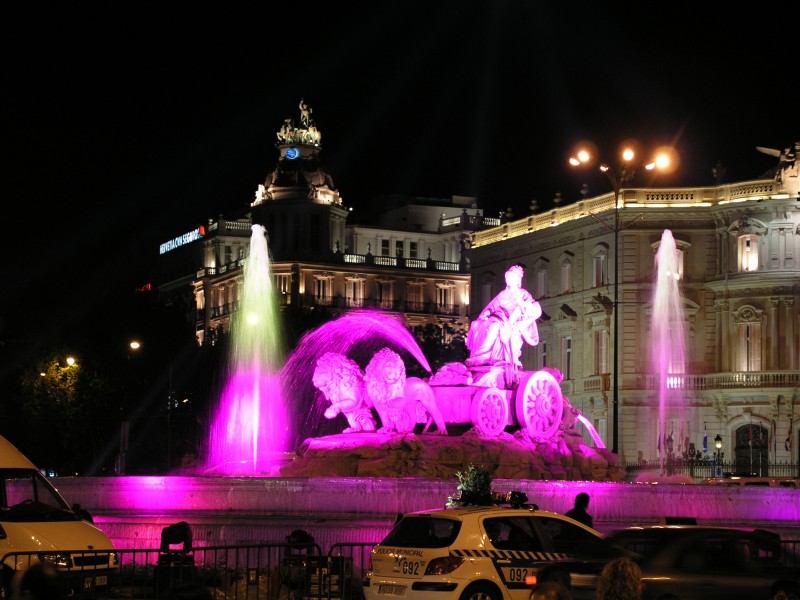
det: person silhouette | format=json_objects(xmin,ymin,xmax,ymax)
[{"xmin": 565, "ymin": 492, "xmax": 593, "ymax": 528}]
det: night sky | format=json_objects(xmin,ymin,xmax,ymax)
[{"xmin": 3, "ymin": 2, "xmax": 797, "ymax": 342}]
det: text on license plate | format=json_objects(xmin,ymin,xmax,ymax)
[
  {"xmin": 84, "ymin": 575, "xmax": 107, "ymax": 590},
  {"xmin": 379, "ymin": 584, "xmax": 407, "ymax": 596},
  {"xmin": 500, "ymin": 566, "xmax": 532, "ymax": 583}
]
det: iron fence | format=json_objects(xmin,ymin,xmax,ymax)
[
  {"xmin": 624, "ymin": 460, "xmax": 799, "ymax": 482},
  {"xmin": 3, "ymin": 539, "xmax": 798, "ymax": 599},
  {"xmin": 0, "ymin": 541, "xmax": 378, "ymax": 600}
]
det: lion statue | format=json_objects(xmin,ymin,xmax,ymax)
[
  {"xmin": 312, "ymin": 352, "xmax": 376, "ymax": 433},
  {"xmin": 363, "ymin": 348, "xmax": 448, "ymax": 435}
]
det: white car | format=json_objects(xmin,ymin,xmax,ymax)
[{"xmin": 363, "ymin": 495, "xmax": 619, "ymax": 600}]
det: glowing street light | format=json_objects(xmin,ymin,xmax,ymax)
[
  {"xmin": 569, "ymin": 144, "xmax": 674, "ymax": 454},
  {"xmin": 714, "ymin": 434, "xmax": 724, "ymax": 477}
]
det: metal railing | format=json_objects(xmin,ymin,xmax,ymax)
[
  {"xmin": 4, "ymin": 538, "xmax": 798, "ymax": 598},
  {"xmin": 625, "ymin": 460, "xmax": 800, "ymax": 482},
  {"xmin": 1, "ymin": 542, "xmax": 379, "ymax": 600}
]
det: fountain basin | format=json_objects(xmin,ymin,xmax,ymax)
[{"xmin": 54, "ymin": 475, "xmax": 800, "ymax": 550}]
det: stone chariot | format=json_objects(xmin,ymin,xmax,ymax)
[{"xmin": 425, "ymin": 363, "xmax": 566, "ymax": 440}]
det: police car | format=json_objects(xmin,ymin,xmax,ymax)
[{"xmin": 363, "ymin": 493, "xmax": 622, "ymax": 600}]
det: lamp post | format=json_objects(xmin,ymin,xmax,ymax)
[
  {"xmin": 569, "ymin": 146, "xmax": 672, "ymax": 454},
  {"xmin": 117, "ymin": 340, "xmax": 141, "ymax": 476},
  {"xmin": 714, "ymin": 433, "xmax": 724, "ymax": 477}
]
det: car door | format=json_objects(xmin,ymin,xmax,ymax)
[{"xmin": 647, "ymin": 534, "xmax": 772, "ymax": 600}]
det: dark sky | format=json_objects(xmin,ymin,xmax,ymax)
[{"xmin": 3, "ymin": 2, "xmax": 797, "ymax": 341}]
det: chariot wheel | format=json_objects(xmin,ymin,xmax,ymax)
[
  {"xmin": 470, "ymin": 387, "xmax": 509, "ymax": 437},
  {"xmin": 514, "ymin": 370, "xmax": 564, "ymax": 438}
]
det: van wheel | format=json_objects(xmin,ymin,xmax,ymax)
[{"xmin": 459, "ymin": 582, "xmax": 501, "ymax": 600}]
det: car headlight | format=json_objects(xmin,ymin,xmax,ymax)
[
  {"xmin": 38, "ymin": 553, "xmax": 71, "ymax": 568},
  {"xmin": 424, "ymin": 556, "xmax": 465, "ymax": 575}
]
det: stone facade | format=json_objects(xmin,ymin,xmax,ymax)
[{"xmin": 469, "ymin": 159, "xmax": 800, "ymax": 471}]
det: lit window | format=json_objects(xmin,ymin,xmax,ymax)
[
  {"xmin": 345, "ymin": 276, "xmax": 365, "ymax": 308},
  {"xmin": 738, "ymin": 235, "xmax": 759, "ymax": 272},
  {"xmin": 314, "ymin": 273, "xmax": 334, "ymax": 305},
  {"xmin": 536, "ymin": 269, "xmax": 548, "ymax": 298},
  {"xmin": 592, "ymin": 254, "xmax": 606, "ymax": 287},
  {"xmin": 594, "ymin": 330, "xmax": 608, "ymax": 375},
  {"xmin": 275, "ymin": 274, "xmax": 291, "ymax": 305},
  {"xmin": 560, "ymin": 262, "xmax": 572, "ymax": 294},
  {"xmin": 436, "ymin": 281, "xmax": 455, "ymax": 312}
]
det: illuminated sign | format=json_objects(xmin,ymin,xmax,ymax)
[{"xmin": 159, "ymin": 226, "xmax": 206, "ymax": 254}]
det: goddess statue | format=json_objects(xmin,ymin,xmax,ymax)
[{"xmin": 466, "ymin": 265, "xmax": 541, "ymax": 369}]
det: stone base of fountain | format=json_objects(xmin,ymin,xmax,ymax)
[{"xmin": 278, "ymin": 429, "xmax": 624, "ymax": 481}]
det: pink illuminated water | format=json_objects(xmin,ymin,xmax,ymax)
[
  {"xmin": 651, "ymin": 230, "xmax": 686, "ymax": 473},
  {"xmin": 205, "ymin": 225, "xmax": 289, "ymax": 475},
  {"xmin": 281, "ymin": 309, "xmax": 432, "ymax": 445}
]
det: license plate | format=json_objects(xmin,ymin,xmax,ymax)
[
  {"xmin": 500, "ymin": 566, "xmax": 532, "ymax": 583},
  {"xmin": 85, "ymin": 575, "xmax": 108, "ymax": 590},
  {"xmin": 379, "ymin": 584, "xmax": 407, "ymax": 596}
]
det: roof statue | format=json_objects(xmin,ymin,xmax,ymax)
[
  {"xmin": 275, "ymin": 99, "xmax": 321, "ymax": 146},
  {"xmin": 756, "ymin": 141, "xmax": 799, "ymax": 195}
]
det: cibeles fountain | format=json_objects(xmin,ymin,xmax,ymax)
[
  {"xmin": 269, "ymin": 259, "xmax": 617, "ymax": 480},
  {"xmin": 198, "ymin": 223, "xmax": 616, "ymax": 480},
  {"xmin": 58, "ymin": 224, "xmax": 799, "ymax": 551}
]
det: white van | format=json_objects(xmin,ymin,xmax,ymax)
[{"xmin": 0, "ymin": 435, "xmax": 117, "ymax": 598}]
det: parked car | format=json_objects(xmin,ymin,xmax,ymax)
[
  {"xmin": 363, "ymin": 493, "xmax": 628, "ymax": 600},
  {"xmin": 700, "ymin": 476, "xmax": 800, "ymax": 488},
  {"xmin": 605, "ymin": 525, "xmax": 800, "ymax": 600}
]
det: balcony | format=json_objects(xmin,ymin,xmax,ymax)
[{"xmin": 638, "ymin": 371, "xmax": 800, "ymax": 390}]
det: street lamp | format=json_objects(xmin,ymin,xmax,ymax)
[
  {"xmin": 569, "ymin": 145, "xmax": 673, "ymax": 454},
  {"xmin": 714, "ymin": 434, "xmax": 724, "ymax": 477}
]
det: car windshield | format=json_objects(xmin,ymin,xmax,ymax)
[
  {"xmin": 381, "ymin": 516, "xmax": 461, "ymax": 548},
  {"xmin": 0, "ymin": 469, "xmax": 78, "ymax": 523}
]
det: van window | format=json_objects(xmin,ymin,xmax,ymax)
[{"xmin": 1, "ymin": 469, "xmax": 77, "ymax": 522}]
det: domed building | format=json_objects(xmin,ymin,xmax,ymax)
[{"xmin": 157, "ymin": 102, "xmax": 493, "ymax": 349}]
